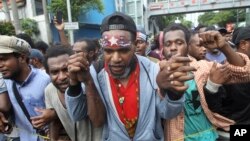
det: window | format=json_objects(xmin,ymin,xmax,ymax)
[
  {"xmin": 126, "ymin": 1, "xmax": 135, "ymax": 15},
  {"xmin": 35, "ymin": 0, "xmax": 43, "ymax": 15}
]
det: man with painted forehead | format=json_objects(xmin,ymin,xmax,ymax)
[{"xmin": 65, "ymin": 12, "xmax": 185, "ymax": 140}]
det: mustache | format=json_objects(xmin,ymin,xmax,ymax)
[
  {"xmin": 58, "ymin": 80, "xmax": 69, "ymax": 85},
  {"xmin": 164, "ymin": 52, "xmax": 173, "ymax": 60},
  {"xmin": 108, "ymin": 64, "xmax": 126, "ymax": 68}
]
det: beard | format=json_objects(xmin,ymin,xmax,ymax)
[
  {"xmin": 108, "ymin": 55, "xmax": 137, "ymax": 79},
  {"xmin": 163, "ymin": 50, "xmax": 188, "ymax": 60},
  {"xmin": 53, "ymin": 81, "xmax": 69, "ymax": 94},
  {"xmin": 2, "ymin": 69, "xmax": 20, "ymax": 80},
  {"xmin": 109, "ymin": 65, "xmax": 131, "ymax": 79}
]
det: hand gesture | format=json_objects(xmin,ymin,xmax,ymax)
[
  {"xmin": 157, "ymin": 56, "xmax": 196, "ymax": 94},
  {"xmin": 0, "ymin": 112, "xmax": 12, "ymax": 134},
  {"xmin": 53, "ymin": 16, "xmax": 65, "ymax": 31},
  {"xmin": 199, "ymin": 31, "xmax": 228, "ymax": 50},
  {"xmin": 67, "ymin": 52, "xmax": 92, "ymax": 85},
  {"xmin": 30, "ymin": 108, "xmax": 56, "ymax": 129},
  {"xmin": 209, "ymin": 62, "xmax": 230, "ymax": 84}
]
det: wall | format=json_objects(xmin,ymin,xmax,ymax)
[
  {"xmin": 52, "ymin": 0, "xmax": 117, "ymax": 43},
  {"xmin": 32, "ymin": 15, "xmax": 50, "ymax": 43},
  {"xmin": 0, "ymin": 0, "xmax": 50, "ymax": 44},
  {"xmin": 73, "ymin": 0, "xmax": 116, "ymax": 39},
  {"xmin": 1, "ymin": 0, "xmax": 118, "ymax": 44}
]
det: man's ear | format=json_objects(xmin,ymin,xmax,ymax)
[{"xmin": 18, "ymin": 54, "xmax": 27, "ymax": 63}]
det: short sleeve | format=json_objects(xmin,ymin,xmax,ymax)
[
  {"xmin": 0, "ymin": 73, "xmax": 7, "ymax": 94},
  {"xmin": 44, "ymin": 84, "xmax": 54, "ymax": 109}
]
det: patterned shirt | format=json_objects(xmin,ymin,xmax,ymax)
[{"xmin": 164, "ymin": 53, "xmax": 250, "ymax": 141}]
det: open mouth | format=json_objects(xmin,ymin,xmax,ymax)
[
  {"xmin": 135, "ymin": 49, "xmax": 142, "ymax": 53},
  {"xmin": 59, "ymin": 82, "xmax": 69, "ymax": 89},
  {"xmin": 110, "ymin": 66, "xmax": 125, "ymax": 74}
]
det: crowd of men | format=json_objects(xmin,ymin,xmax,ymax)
[{"xmin": 0, "ymin": 11, "xmax": 250, "ymax": 141}]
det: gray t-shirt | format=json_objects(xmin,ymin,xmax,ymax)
[{"xmin": 45, "ymin": 83, "xmax": 102, "ymax": 141}]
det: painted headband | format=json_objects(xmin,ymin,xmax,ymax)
[{"xmin": 100, "ymin": 35, "xmax": 132, "ymax": 48}]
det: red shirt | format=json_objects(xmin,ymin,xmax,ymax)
[{"xmin": 106, "ymin": 63, "xmax": 140, "ymax": 137}]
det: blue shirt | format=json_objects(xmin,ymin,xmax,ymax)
[
  {"xmin": 0, "ymin": 73, "xmax": 7, "ymax": 93},
  {"xmin": 206, "ymin": 51, "xmax": 226, "ymax": 64},
  {"xmin": 184, "ymin": 79, "xmax": 218, "ymax": 141},
  {"xmin": 4, "ymin": 67, "xmax": 50, "ymax": 141}
]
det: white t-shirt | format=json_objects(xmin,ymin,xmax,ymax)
[{"xmin": 45, "ymin": 83, "xmax": 102, "ymax": 141}]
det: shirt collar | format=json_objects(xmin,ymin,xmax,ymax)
[{"xmin": 15, "ymin": 65, "xmax": 36, "ymax": 86}]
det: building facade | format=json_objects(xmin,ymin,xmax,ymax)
[{"xmin": 0, "ymin": 0, "xmax": 118, "ymax": 44}]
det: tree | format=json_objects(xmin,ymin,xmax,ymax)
[
  {"xmin": 155, "ymin": 14, "xmax": 193, "ymax": 30},
  {"xmin": 198, "ymin": 9, "xmax": 246, "ymax": 27},
  {"xmin": 0, "ymin": 21, "xmax": 15, "ymax": 35},
  {"xmin": 21, "ymin": 18, "xmax": 40, "ymax": 37},
  {"xmin": 48, "ymin": 0, "xmax": 104, "ymax": 21},
  {"xmin": 198, "ymin": 12, "xmax": 215, "ymax": 26},
  {"xmin": 181, "ymin": 20, "xmax": 193, "ymax": 29}
]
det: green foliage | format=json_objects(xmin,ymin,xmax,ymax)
[
  {"xmin": 198, "ymin": 12, "xmax": 215, "ymax": 26},
  {"xmin": 21, "ymin": 18, "xmax": 40, "ymax": 37},
  {"xmin": 155, "ymin": 14, "xmax": 183, "ymax": 30},
  {"xmin": 155, "ymin": 14, "xmax": 193, "ymax": 30},
  {"xmin": 0, "ymin": 21, "xmax": 15, "ymax": 35},
  {"xmin": 48, "ymin": 0, "xmax": 104, "ymax": 21},
  {"xmin": 181, "ymin": 20, "xmax": 193, "ymax": 29},
  {"xmin": 198, "ymin": 9, "xmax": 246, "ymax": 27}
]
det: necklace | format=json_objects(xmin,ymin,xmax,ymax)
[{"xmin": 119, "ymin": 93, "xmax": 125, "ymax": 104}]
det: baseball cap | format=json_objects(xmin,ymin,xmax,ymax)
[
  {"xmin": 100, "ymin": 12, "xmax": 136, "ymax": 36},
  {"xmin": 234, "ymin": 27, "xmax": 250, "ymax": 45},
  {"xmin": 0, "ymin": 35, "xmax": 31, "ymax": 55},
  {"xmin": 29, "ymin": 49, "xmax": 44, "ymax": 62}
]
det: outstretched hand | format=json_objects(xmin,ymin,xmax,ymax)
[{"xmin": 53, "ymin": 16, "xmax": 65, "ymax": 31}]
